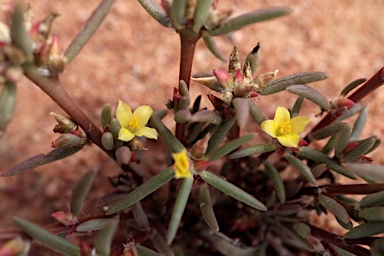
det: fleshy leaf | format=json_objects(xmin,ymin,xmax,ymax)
[
  {"xmin": 347, "ymin": 163, "xmax": 384, "ymax": 183},
  {"xmin": 309, "ymin": 122, "xmax": 346, "ymax": 141},
  {"xmin": 2, "ymin": 145, "xmax": 85, "ymax": 177},
  {"xmin": 100, "ymin": 104, "xmax": 112, "ymax": 130},
  {"xmin": 232, "ymin": 97, "xmax": 250, "ymax": 127},
  {"xmin": 104, "ymin": 168, "xmax": 175, "ymax": 215},
  {"xmin": 284, "ymin": 152, "xmax": 317, "ymax": 186},
  {"xmin": 205, "ymin": 134, "xmax": 256, "ymax": 161},
  {"xmin": 0, "ymin": 82, "xmax": 17, "ymax": 132},
  {"xmin": 170, "ymin": 0, "xmax": 186, "ymax": 29},
  {"xmin": 193, "ymin": 0, "xmax": 212, "ymax": 32},
  {"xmin": 95, "ymin": 219, "xmax": 118, "ymax": 256},
  {"xmin": 199, "ymin": 184, "xmax": 219, "ymax": 231},
  {"xmin": 264, "ymin": 161, "xmax": 285, "ymax": 204},
  {"xmin": 228, "ymin": 143, "xmax": 277, "ymax": 159},
  {"xmin": 206, "ymin": 115, "xmax": 236, "ymax": 155},
  {"xmin": 334, "ymin": 123, "xmax": 351, "ymax": 156},
  {"xmin": 132, "ymin": 202, "xmax": 150, "ymax": 228},
  {"xmin": 11, "ymin": 5, "xmax": 32, "ymax": 56},
  {"xmin": 202, "ymin": 34, "xmax": 226, "ymax": 61},
  {"xmin": 249, "ymin": 100, "xmax": 267, "ymax": 125},
  {"xmin": 350, "ymin": 105, "xmax": 368, "ymax": 140},
  {"xmin": 259, "ymin": 72, "xmax": 329, "ymax": 95},
  {"xmin": 291, "ymin": 96, "xmax": 304, "ymax": 118},
  {"xmin": 138, "ymin": 0, "xmax": 170, "ymax": 27},
  {"xmin": 287, "ymin": 84, "xmax": 331, "ymax": 110},
  {"xmin": 340, "ymin": 136, "xmax": 376, "ymax": 163},
  {"xmin": 190, "ymin": 109, "xmax": 222, "ymax": 125},
  {"xmin": 13, "ymin": 217, "xmax": 80, "ymax": 256},
  {"xmin": 340, "ymin": 78, "xmax": 367, "ymax": 98},
  {"xmin": 136, "ymin": 244, "xmax": 164, "ymax": 256},
  {"xmin": 210, "ymin": 7, "xmax": 292, "ymax": 36},
  {"xmin": 358, "ymin": 207, "xmax": 384, "ymax": 222},
  {"xmin": 151, "ymin": 229, "xmax": 174, "ymax": 256},
  {"xmin": 70, "ymin": 170, "xmax": 97, "ymax": 216},
  {"xmin": 356, "ymin": 190, "xmax": 384, "ymax": 208},
  {"xmin": 199, "ymin": 170, "xmax": 267, "ymax": 211},
  {"xmin": 76, "ymin": 218, "xmax": 111, "ymax": 232},
  {"xmin": 318, "ymin": 194, "xmax": 352, "ymax": 230},
  {"xmin": 344, "ymin": 222, "xmax": 384, "ymax": 239}
]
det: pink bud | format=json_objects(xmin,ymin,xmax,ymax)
[
  {"xmin": 80, "ymin": 241, "xmax": 92, "ymax": 256},
  {"xmin": 51, "ymin": 133, "xmax": 82, "ymax": 148},
  {"xmin": 0, "ymin": 238, "xmax": 29, "ymax": 256},
  {"xmin": 335, "ymin": 98, "xmax": 355, "ymax": 109},
  {"xmin": 49, "ymin": 36, "xmax": 60, "ymax": 56},
  {"xmin": 234, "ymin": 69, "xmax": 243, "ymax": 83},
  {"xmin": 194, "ymin": 160, "xmax": 211, "ymax": 172},
  {"xmin": 213, "ymin": 68, "xmax": 232, "ymax": 89},
  {"xmin": 115, "ymin": 146, "xmax": 132, "ymax": 165},
  {"xmin": 51, "ymin": 211, "xmax": 77, "ymax": 226},
  {"xmin": 343, "ymin": 141, "xmax": 359, "ymax": 153},
  {"xmin": 190, "ymin": 136, "xmax": 209, "ymax": 160}
]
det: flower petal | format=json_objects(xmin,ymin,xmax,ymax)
[
  {"xmin": 260, "ymin": 120, "xmax": 278, "ymax": 138},
  {"xmin": 118, "ymin": 127, "xmax": 135, "ymax": 142},
  {"xmin": 116, "ymin": 100, "xmax": 132, "ymax": 128},
  {"xmin": 172, "ymin": 149, "xmax": 191, "ymax": 179},
  {"xmin": 274, "ymin": 106, "xmax": 290, "ymax": 127},
  {"xmin": 277, "ymin": 133, "xmax": 300, "ymax": 148},
  {"xmin": 132, "ymin": 105, "xmax": 153, "ymax": 127},
  {"xmin": 135, "ymin": 126, "xmax": 158, "ymax": 140},
  {"xmin": 290, "ymin": 116, "xmax": 311, "ymax": 134}
]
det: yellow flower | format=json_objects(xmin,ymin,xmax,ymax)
[
  {"xmin": 116, "ymin": 100, "xmax": 158, "ymax": 142},
  {"xmin": 260, "ymin": 106, "xmax": 310, "ymax": 148},
  {"xmin": 172, "ymin": 149, "xmax": 192, "ymax": 179}
]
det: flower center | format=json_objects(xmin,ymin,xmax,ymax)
[
  {"xmin": 279, "ymin": 121, "xmax": 291, "ymax": 135},
  {"xmin": 129, "ymin": 116, "xmax": 141, "ymax": 131}
]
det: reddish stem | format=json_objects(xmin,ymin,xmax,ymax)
[
  {"xmin": 175, "ymin": 29, "xmax": 200, "ymax": 143},
  {"xmin": 307, "ymin": 67, "xmax": 384, "ymax": 136},
  {"xmin": 24, "ymin": 66, "xmax": 115, "ymax": 160},
  {"xmin": 300, "ymin": 183, "xmax": 384, "ymax": 196}
]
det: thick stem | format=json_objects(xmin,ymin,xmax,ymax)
[
  {"xmin": 175, "ymin": 29, "xmax": 200, "ymax": 143},
  {"xmin": 300, "ymin": 183, "xmax": 384, "ymax": 196},
  {"xmin": 24, "ymin": 66, "xmax": 115, "ymax": 160}
]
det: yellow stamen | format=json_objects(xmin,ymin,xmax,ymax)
[
  {"xmin": 279, "ymin": 121, "xmax": 291, "ymax": 135},
  {"xmin": 129, "ymin": 116, "xmax": 141, "ymax": 131}
]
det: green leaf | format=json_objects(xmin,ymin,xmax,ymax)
[
  {"xmin": 350, "ymin": 105, "xmax": 368, "ymax": 140},
  {"xmin": 233, "ymin": 97, "xmax": 250, "ymax": 127},
  {"xmin": 357, "ymin": 190, "xmax": 384, "ymax": 208},
  {"xmin": 249, "ymin": 100, "xmax": 267, "ymax": 125},
  {"xmin": 335, "ymin": 103, "xmax": 363, "ymax": 121},
  {"xmin": 358, "ymin": 207, "xmax": 384, "ymax": 222},
  {"xmin": 291, "ymin": 96, "xmax": 304, "ymax": 118},
  {"xmin": 318, "ymin": 194, "xmax": 352, "ymax": 230},
  {"xmin": 259, "ymin": 72, "xmax": 329, "ymax": 95},
  {"xmin": 138, "ymin": 0, "xmax": 170, "ymax": 27},
  {"xmin": 330, "ymin": 244, "xmax": 357, "ymax": 256},
  {"xmin": 104, "ymin": 168, "xmax": 175, "ymax": 215},
  {"xmin": 199, "ymin": 170, "xmax": 267, "ymax": 211},
  {"xmin": 170, "ymin": 0, "xmax": 186, "ymax": 29},
  {"xmin": 11, "ymin": 5, "xmax": 32, "ymax": 56},
  {"xmin": 205, "ymin": 134, "xmax": 255, "ymax": 161},
  {"xmin": 0, "ymin": 82, "xmax": 17, "ymax": 132},
  {"xmin": 284, "ymin": 152, "xmax": 317, "ymax": 186},
  {"xmin": 264, "ymin": 161, "xmax": 285, "ymax": 204},
  {"xmin": 334, "ymin": 123, "xmax": 351, "ymax": 156},
  {"xmin": 202, "ymin": 34, "xmax": 226, "ymax": 61},
  {"xmin": 228, "ymin": 143, "xmax": 277, "ymax": 159},
  {"xmin": 95, "ymin": 219, "xmax": 118, "ymax": 256},
  {"xmin": 193, "ymin": 0, "xmax": 212, "ymax": 32},
  {"xmin": 151, "ymin": 229, "xmax": 174, "ymax": 256},
  {"xmin": 190, "ymin": 109, "xmax": 222, "ymax": 124},
  {"xmin": 340, "ymin": 78, "xmax": 367, "ymax": 98},
  {"xmin": 344, "ymin": 222, "xmax": 384, "ymax": 239},
  {"xmin": 70, "ymin": 170, "xmax": 97, "ymax": 216},
  {"xmin": 199, "ymin": 184, "xmax": 219, "ymax": 231},
  {"xmin": 132, "ymin": 202, "xmax": 150, "ymax": 228},
  {"xmin": 13, "ymin": 217, "xmax": 80, "ymax": 256},
  {"xmin": 340, "ymin": 136, "xmax": 376, "ymax": 163},
  {"xmin": 297, "ymin": 147, "xmax": 356, "ymax": 179},
  {"xmin": 347, "ymin": 163, "xmax": 384, "ymax": 183},
  {"xmin": 287, "ymin": 84, "xmax": 331, "ymax": 110},
  {"xmin": 309, "ymin": 122, "xmax": 346, "ymax": 141},
  {"xmin": 206, "ymin": 115, "xmax": 236, "ymax": 155},
  {"xmin": 2, "ymin": 145, "xmax": 85, "ymax": 177},
  {"xmin": 136, "ymin": 244, "xmax": 164, "ymax": 256},
  {"xmin": 100, "ymin": 104, "xmax": 112, "ymax": 130},
  {"xmin": 76, "ymin": 218, "xmax": 111, "ymax": 232},
  {"xmin": 167, "ymin": 176, "xmax": 194, "ymax": 244},
  {"xmin": 210, "ymin": 7, "xmax": 292, "ymax": 36}
]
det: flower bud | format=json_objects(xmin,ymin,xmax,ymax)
[
  {"xmin": 3, "ymin": 45, "xmax": 25, "ymax": 64},
  {"xmin": 128, "ymin": 138, "xmax": 147, "ymax": 151},
  {"xmin": 190, "ymin": 135, "xmax": 209, "ymax": 160},
  {"xmin": 228, "ymin": 46, "xmax": 241, "ymax": 76},
  {"xmin": 115, "ymin": 146, "xmax": 132, "ymax": 165},
  {"xmin": 234, "ymin": 68, "xmax": 243, "ymax": 83},
  {"xmin": 213, "ymin": 68, "xmax": 232, "ymax": 90},
  {"xmin": 0, "ymin": 237, "xmax": 30, "ymax": 256},
  {"xmin": 222, "ymin": 91, "xmax": 234, "ymax": 107},
  {"xmin": 175, "ymin": 109, "xmax": 191, "ymax": 123},
  {"xmin": 234, "ymin": 82, "xmax": 255, "ymax": 97},
  {"xmin": 80, "ymin": 241, "xmax": 92, "ymax": 256},
  {"xmin": 51, "ymin": 211, "xmax": 78, "ymax": 226},
  {"xmin": 334, "ymin": 98, "xmax": 355, "ymax": 109},
  {"xmin": 253, "ymin": 70, "xmax": 278, "ymax": 90},
  {"xmin": 48, "ymin": 55, "xmax": 66, "ymax": 74},
  {"xmin": 194, "ymin": 160, "xmax": 211, "ymax": 172},
  {"xmin": 50, "ymin": 112, "xmax": 77, "ymax": 133},
  {"xmin": 101, "ymin": 132, "xmax": 114, "ymax": 150},
  {"xmin": 191, "ymin": 76, "xmax": 222, "ymax": 92},
  {"xmin": 244, "ymin": 43, "xmax": 261, "ymax": 75},
  {"xmin": 51, "ymin": 133, "xmax": 82, "ymax": 148}
]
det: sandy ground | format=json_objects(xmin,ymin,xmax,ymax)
[{"xmin": 1, "ymin": 0, "xmax": 384, "ymax": 254}]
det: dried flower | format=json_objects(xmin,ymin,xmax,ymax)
[
  {"xmin": 115, "ymin": 100, "xmax": 158, "ymax": 142},
  {"xmin": 172, "ymin": 149, "xmax": 192, "ymax": 179},
  {"xmin": 261, "ymin": 106, "xmax": 310, "ymax": 148}
]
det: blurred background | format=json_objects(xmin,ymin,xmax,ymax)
[{"xmin": 1, "ymin": 0, "xmax": 383, "ymax": 249}]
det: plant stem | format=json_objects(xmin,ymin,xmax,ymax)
[
  {"xmin": 24, "ymin": 65, "xmax": 115, "ymax": 160},
  {"xmin": 175, "ymin": 29, "xmax": 200, "ymax": 143},
  {"xmin": 300, "ymin": 183, "xmax": 384, "ymax": 196}
]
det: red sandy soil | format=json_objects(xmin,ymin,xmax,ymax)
[{"xmin": 0, "ymin": 0, "xmax": 384, "ymax": 254}]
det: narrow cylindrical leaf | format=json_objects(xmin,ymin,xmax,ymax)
[
  {"xmin": 199, "ymin": 184, "xmax": 219, "ymax": 231},
  {"xmin": 136, "ymin": 244, "xmax": 163, "ymax": 256},
  {"xmin": 132, "ymin": 202, "xmax": 150, "ymax": 228},
  {"xmin": 199, "ymin": 170, "xmax": 267, "ymax": 211},
  {"xmin": 206, "ymin": 115, "xmax": 236, "ymax": 154},
  {"xmin": 344, "ymin": 222, "xmax": 384, "ymax": 239},
  {"xmin": 233, "ymin": 97, "xmax": 250, "ymax": 127},
  {"xmin": 350, "ymin": 105, "xmax": 368, "ymax": 140},
  {"xmin": 76, "ymin": 218, "xmax": 111, "ymax": 232},
  {"xmin": 151, "ymin": 229, "xmax": 174, "ymax": 256},
  {"xmin": 95, "ymin": 219, "xmax": 118, "ymax": 256},
  {"xmin": 347, "ymin": 163, "xmax": 384, "ymax": 183},
  {"xmin": 193, "ymin": 0, "xmax": 212, "ymax": 32},
  {"xmin": 0, "ymin": 82, "xmax": 17, "ymax": 131},
  {"xmin": 334, "ymin": 123, "xmax": 351, "ymax": 156},
  {"xmin": 357, "ymin": 190, "xmax": 384, "ymax": 208},
  {"xmin": 138, "ymin": 0, "xmax": 170, "ymax": 27},
  {"xmin": 249, "ymin": 100, "xmax": 267, "ymax": 125},
  {"xmin": 291, "ymin": 96, "xmax": 304, "ymax": 118},
  {"xmin": 244, "ymin": 43, "xmax": 261, "ymax": 75},
  {"xmin": 321, "ymin": 135, "xmax": 338, "ymax": 155},
  {"xmin": 264, "ymin": 161, "xmax": 285, "ymax": 204},
  {"xmin": 104, "ymin": 168, "xmax": 175, "ymax": 215},
  {"xmin": 170, "ymin": 0, "xmax": 186, "ymax": 29},
  {"xmin": 293, "ymin": 222, "xmax": 311, "ymax": 238},
  {"xmin": 210, "ymin": 7, "xmax": 292, "ymax": 36},
  {"xmin": 318, "ymin": 194, "xmax": 352, "ymax": 230},
  {"xmin": 358, "ymin": 207, "xmax": 384, "ymax": 222},
  {"xmin": 205, "ymin": 134, "xmax": 255, "ymax": 161},
  {"xmin": 11, "ymin": 5, "xmax": 32, "ymax": 56},
  {"xmin": 70, "ymin": 169, "xmax": 97, "ymax": 216},
  {"xmin": 190, "ymin": 109, "xmax": 222, "ymax": 125},
  {"xmin": 149, "ymin": 114, "xmax": 184, "ymax": 153},
  {"xmin": 297, "ymin": 147, "xmax": 356, "ymax": 179},
  {"xmin": 284, "ymin": 152, "xmax": 317, "ymax": 186},
  {"xmin": 191, "ymin": 75, "xmax": 223, "ymax": 92},
  {"xmin": 167, "ymin": 176, "xmax": 194, "ymax": 244},
  {"xmin": 179, "ymin": 80, "xmax": 190, "ymax": 106},
  {"xmin": 13, "ymin": 217, "xmax": 80, "ymax": 256},
  {"xmin": 340, "ymin": 78, "xmax": 367, "ymax": 97},
  {"xmin": 279, "ymin": 223, "xmax": 314, "ymax": 252},
  {"xmin": 109, "ymin": 118, "xmax": 121, "ymax": 139},
  {"xmin": 228, "ymin": 144, "xmax": 277, "ymax": 159},
  {"xmin": 287, "ymin": 84, "xmax": 331, "ymax": 110},
  {"xmin": 336, "ymin": 103, "xmax": 363, "ymax": 121},
  {"xmin": 340, "ymin": 136, "xmax": 376, "ymax": 163},
  {"xmin": 174, "ymin": 109, "xmax": 191, "ymax": 123},
  {"xmin": 100, "ymin": 104, "xmax": 111, "ymax": 130},
  {"xmin": 101, "ymin": 132, "xmax": 114, "ymax": 150},
  {"xmin": 259, "ymin": 72, "xmax": 329, "ymax": 96},
  {"xmin": 365, "ymin": 138, "xmax": 381, "ymax": 155}
]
